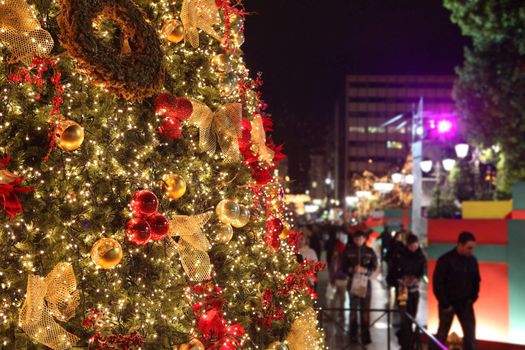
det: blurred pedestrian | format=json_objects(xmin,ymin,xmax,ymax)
[
  {"xmin": 398, "ymin": 233, "xmax": 426, "ymax": 318},
  {"xmin": 329, "ymin": 241, "xmax": 348, "ymax": 322},
  {"xmin": 325, "ymin": 226, "xmax": 338, "ymax": 267},
  {"xmin": 342, "ymin": 231, "xmax": 378, "ymax": 345},
  {"xmin": 385, "ymin": 231, "xmax": 406, "ymax": 290},
  {"xmin": 432, "ymin": 232, "xmax": 480, "ymax": 350},
  {"xmin": 297, "ymin": 235, "xmax": 318, "ymax": 262}
]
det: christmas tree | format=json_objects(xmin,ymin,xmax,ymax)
[{"xmin": 0, "ymin": 0, "xmax": 325, "ymax": 349}]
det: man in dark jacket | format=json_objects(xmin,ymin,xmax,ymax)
[
  {"xmin": 342, "ymin": 230, "xmax": 378, "ymax": 345},
  {"xmin": 385, "ymin": 230, "xmax": 406, "ymax": 289},
  {"xmin": 398, "ymin": 233, "xmax": 426, "ymax": 317},
  {"xmin": 432, "ymin": 232, "xmax": 480, "ymax": 350}
]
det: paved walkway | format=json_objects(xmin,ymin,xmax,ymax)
[{"xmin": 316, "ymin": 253, "xmax": 428, "ymax": 350}]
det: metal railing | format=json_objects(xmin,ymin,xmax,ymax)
[
  {"xmin": 317, "ymin": 307, "xmax": 448, "ymax": 350},
  {"xmin": 317, "ymin": 306, "xmax": 396, "ymax": 350},
  {"xmin": 403, "ymin": 311, "xmax": 448, "ymax": 350}
]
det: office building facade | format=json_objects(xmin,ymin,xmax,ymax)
[{"xmin": 344, "ymin": 74, "xmax": 455, "ymax": 195}]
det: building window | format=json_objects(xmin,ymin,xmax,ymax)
[
  {"xmin": 387, "ymin": 141, "xmax": 404, "ymax": 149},
  {"xmin": 387, "ymin": 126, "xmax": 406, "ymax": 134},
  {"xmin": 368, "ymin": 126, "xmax": 385, "ymax": 133},
  {"xmin": 349, "ymin": 126, "xmax": 366, "ymax": 133}
]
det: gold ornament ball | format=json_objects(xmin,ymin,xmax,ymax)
[
  {"xmin": 163, "ymin": 174, "xmax": 187, "ymax": 200},
  {"xmin": 231, "ymin": 205, "xmax": 250, "ymax": 228},
  {"xmin": 90, "ymin": 238, "xmax": 123, "ymax": 269},
  {"xmin": 267, "ymin": 341, "xmax": 289, "ymax": 350},
  {"xmin": 162, "ymin": 19, "xmax": 185, "ymax": 44},
  {"xmin": 215, "ymin": 199, "xmax": 240, "ymax": 224},
  {"xmin": 57, "ymin": 120, "xmax": 84, "ymax": 151},
  {"xmin": 215, "ymin": 222, "xmax": 234, "ymax": 244},
  {"xmin": 231, "ymin": 32, "xmax": 244, "ymax": 47},
  {"xmin": 280, "ymin": 224, "xmax": 291, "ymax": 240},
  {"xmin": 178, "ymin": 339, "xmax": 204, "ymax": 350},
  {"xmin": 229, "ymin": 13, "xmax": 243, "ymax": 32},
  {"xmin": 211, "ymin": 53, "xmax": 231, "ymax": 74},
  {"xmin": 218, "ymin": 73, "xmax": 237, "ymax": 96}
]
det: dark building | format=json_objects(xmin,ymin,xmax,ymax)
[{"xmin": 344, "ymin": 74, "xmax": 455, "ymax": 197}]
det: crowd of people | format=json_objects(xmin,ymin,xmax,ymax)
[{"xmin": 298, "ymin": 223, "xmax": 481, "ymax": 350}]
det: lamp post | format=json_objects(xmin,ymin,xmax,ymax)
[{"xmin": 455, "ymin": 143, "xmax": 470, "ymax": 159}]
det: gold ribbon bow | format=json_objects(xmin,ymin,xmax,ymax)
[
  {"xmin": 188, "ymin": 100, "xmax": 243, "ymax": 162},
  {"xmin": 19, "ymin": 263, "xmax": 80, "ymax": 350},
  {"xmin": 166, "ymin": 212, "xmax": 214, "ymax": 282},
  {"xmin": 286, "ymin": 308, "xmax": 324, "ymax": 350},
  {"xmin": 0, "ymin": 0, "xmax": 54, "ymax": 63},
  {"xmin": 181, "ymin": 0, "xmax": 221, "ymax": 48},
  {"xmin": 251, "ymin": 115, "xmax": 275, "ymax": 163}
]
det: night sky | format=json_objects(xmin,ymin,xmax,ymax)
[{"xmin": 242, "ymin": 0, "xmax": 469, "ymax": 190}]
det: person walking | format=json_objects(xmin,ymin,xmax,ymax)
[
  {"xmin": 398, "ymin": 233, "xmax": 426, "ymax": 318},
  {"xmin": 432, "ymin": 232, "xmax": 480, "ymax": 350},
  {"xmin": 297, "ymin": 235, "xmax": 319, "ymax": 262},
  {"xmin": 329, "ymin": 241, "xmax": 348, "ymax": 323},
  {"xmin": 342, "ymin": 230, "xmax": 378, "ymax": 345},
  {"xmin": 385, "ymin": 231, "xmax": 406, "ymax": 291}
]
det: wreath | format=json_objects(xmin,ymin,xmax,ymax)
[{"xmin": 57, "ymin": 0, "xmax": 164, "ymax": 101}]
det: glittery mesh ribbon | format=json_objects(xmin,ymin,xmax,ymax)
[
  {"xmin": 19, "ymin": 263, "xmax": 80, "ymax": 350},
  {"xmin": 251, "ymin": 116, "xmax": 275, "ymax": 163},
  {"xmin": 286, "ymin": 308, "xmax": 323, "ymax": 350},
  {"xmin": 188, "ymin": 100, "xmax": 242, "ymax": 162},
  {"xmin": 181, "ymin": 0, "xmax": 221, "ymax": 48},
  {"xmin": 0, "ymin": 0, "xmax": 54, "ymax": 63},
  {"xmin": 166, "ymin": 212, "xmax": 213, "ymax": 281}
]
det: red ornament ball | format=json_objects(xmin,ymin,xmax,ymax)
[
  {"xmin": 155, "ymin": 94, "xmax": 193, "ymax": 121},
  {"xmin": 126, "ymin": 218, "xmax": 151, "ymax": 245},
  {"xmin": 266, "ymin": 217, "xmax": 284, "ymax": 235},
  {"xmin": 130, "ymin": 190, "xmax": 158, "ymax": 217},
  {"xmin": 148, "ymin": 213, "xmax": 170, "ymax": 240},
  {"xmin": 159, "ymin": 117, "xmax": 183, "ymax": 140}
]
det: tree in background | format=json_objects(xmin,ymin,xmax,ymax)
[
  {"xmin": 0, "ymin": 0, "xmax": 324, "ymax": 349},
  {"xmin": 444, "ymin": 0, "xmax": 525, "ymax": 191}
]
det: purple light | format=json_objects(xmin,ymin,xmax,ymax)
[{"xmin": 437, "ymin": 120, "xmax": 453, "ymax": 134}]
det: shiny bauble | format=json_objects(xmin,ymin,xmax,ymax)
[
  {"xmin": 214, "ymin": 222, "xmax": 233, "ymax": 244},
  {"xmin": 126, "ymin": 218, "xmax": 151, "ymax": 246},
  {"xmin": 215, "ymin": 199, "xmax": 240, "ymax": 224},
  {"xmin": 178, "ymin": 339, "xmax": 204, "ymax": 350},
  {"xmin": 231, "ymin": 31, "xmax": 244, "ymax": 47},
  {"xmin": 279, "ymin": 224, "xmax": 291, "ymax": 240},
  {"xmin": 162, "ymin": 174, "xmax": 187, "ymax": 201},
  {"xmin": 231, "ymin": 205, "xmax": 250, "ymax": 228},
  {"xmin": 211, "ymin": 53, "xmax": 231, "ymax": 74},
  {"xmin": 56, "ymin": 120, "xmax": 84, "ymax": 151},
  {"xmin": 267, "ymin": 341, "xmax": 289, "ymax": 350},
  {"xmin": 266, "ymin": 217, "xmax": 284, "ymax": 235},
  {"xmin": 90, "ymin": 238, "xmax": 123, "ymax": 269},
  {"xmin": 162, "ymin": 19, "xmax": 185, "ymax": 44},
  {"xmin": 130, "ymin": 190, "xmax": 159, "ymax": 217},
  {"xmin": 228, "ymin": 13, "xmax": 243, "ymax": 32},
  {"xmin": 218, "ymin": 73, "xmax": 238, "ymax": 96},
  {"xmin": 147, "ymin": 213, "xmax": 170, "ymax": 240}
]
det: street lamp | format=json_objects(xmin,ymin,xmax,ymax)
[
  {"xmin": 391, "ymin": 173, "xmax": 403, "ymax": 184},
  {"xmin": 405, "ymin": 174, "xmax": 414, "ymax": 185},
  {"xmin": 373, "ymin": 182, "xmax": 394, "ymax": 193},
  {"xmin": 356, "ymin": 190, "xmax": 372, "ymax": 199},
  {"xmin": 455, "ymin": 143, "xmax": 470, "ymax": 159},
  {"xmin": 420, "ymin": 160, "xmax": 433, "ymax": 173},
  {"xmin": 442, "ymin": 158, "xmax": 456, "ymax": 172}
]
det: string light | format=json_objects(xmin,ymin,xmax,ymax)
[{"xmin": 0, "ymin": 0, "xmax": 326, "ymax": 349}]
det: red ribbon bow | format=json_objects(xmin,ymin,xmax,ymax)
[{"xmin": 0, "ymin": 156, "xmax": 32, "ymax": 221}]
